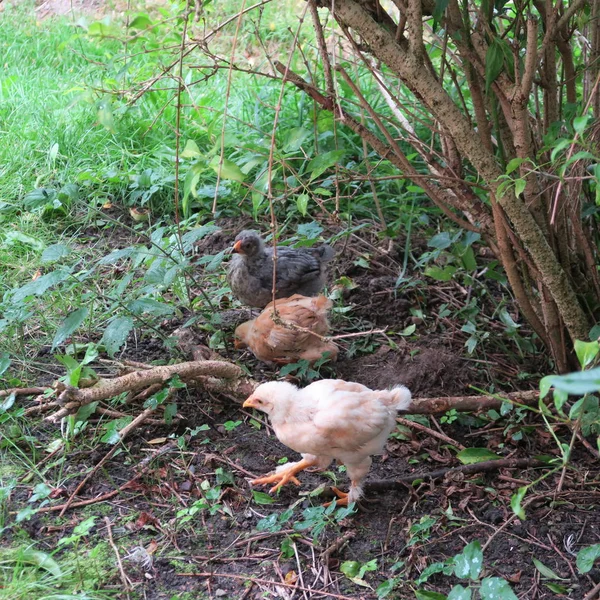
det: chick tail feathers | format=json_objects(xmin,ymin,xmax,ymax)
[{"xmin": 389, "ymin": 385, "xmax": 412, "ymax": 411}]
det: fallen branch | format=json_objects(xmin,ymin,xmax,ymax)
[
  {"xmin": 47, "ymin": 359, "xmax": 252, "ymax": 422},
  {"xmin": 17, "ymin": 346, "xmax": 540, "ymax": 422},
  {"xmin": 0, "ymin": 387, "xmax": 47, "ymax": 398},
  {"xmin": 408, "ymin": 390, "xmax": 539, "ymax": 414},
  {"xmin": 364, "ymin": 458, "xmax": 546, "ymax": 492}
]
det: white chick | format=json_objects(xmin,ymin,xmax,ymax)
[{"xmin": 243, "ymin": 379, "xmax": 412, "ymax": 505}]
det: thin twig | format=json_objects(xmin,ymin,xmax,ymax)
[
  {"xmin": 104, "ymin": 517, "xmax": 132, "ymax": 595},
  {"xmin": 396, "ymin": 416, "xmax": 466, "ymax": 450}
]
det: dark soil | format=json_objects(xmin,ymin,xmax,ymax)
[{"xmin": 8, "ymin": 218, "xmax": 599, "ymax": 600}]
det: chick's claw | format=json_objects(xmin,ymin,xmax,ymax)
[
  {"xmin": 324, "ymin": 486, "xmax": 350, "ymax": 507},
  {"xmin": 251, "ymin": 471, "xmax": 302, "ymax": 493},
  {"xmin": 250, "ymin": 458, "xmax": 315, "ymax": 494}
]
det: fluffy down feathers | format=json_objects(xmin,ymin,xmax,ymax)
[
  {"xmin": 227, "ymin": 230, "xmax": 335, "ymax": 308},
  {"xmin": 243, "ymin": 379, "xmax": 412, "ymax": 504},
  {"xmin": 235, "ymin": 294, "xmax": 338, "ymax": 364}
]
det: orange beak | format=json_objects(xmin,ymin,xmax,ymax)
[
  {"xmin": 232, "ymin": 240, "xmax": 243, "ymax": 253},
  {"xmin": 243, "ymin": 396, "xmax": 258, "ymax": 409},
  {"xmin": 234, "ymin": 338, "xmax": 246, "ymax": 350}
]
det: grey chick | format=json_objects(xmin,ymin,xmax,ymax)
[{"xmin": 227, "ymin": 230, "xmax": 335, "ymax": 308}]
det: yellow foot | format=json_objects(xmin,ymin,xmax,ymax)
[
  {"xmin": 250, "ymin": 458, "xmax": 315, "ymax": 494},
  {"xmin": 324, "ymin": 486, "xmax": 350, "ymax": 507}
]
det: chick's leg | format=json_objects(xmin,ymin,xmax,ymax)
[
  {"xmin": 325, "ymin": 457, "xmax": 371, "ymax": 507},
  {"xmin": 251, "ymin": 457, "xmax": 317, "ymax": 494}
]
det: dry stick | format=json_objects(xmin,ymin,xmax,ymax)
[
  {"xmin": 266, "ymin": 3, "xmax": 309, "ymax": 318},
  {"xmin": 0, "ymin": 387, "xmax": 46, "ymax": 398},
  {"xmin": 396, "ymin": 416, "xmax": 466, "ymax": 450},
  {"xmin": 409, "ymin": 389, "xmax": 539, "ymax": 415},
  {"xmin": 104, "ymin": 517, "xmax": 132, "ymax": 595},
  {"xmin": 37, "ymin": 483, "xmax": 131, "ymax": 514},
  {"xmin": 178, "ymin": 572, "xmax": 355, "ymax": 600},
  {"xmin": 584, "ymin": 580, "xmax": 600, "ymax": 600},
  {"xmin": 365, "ymin": 458, "xmax": 546, "ymax": 493},
  {"xmin": 58, "ymin": 406, "xmax": 157, "ymax": 517},
  {"xmin": 49, "ymin": 360, "xmax": 242, "ymax": 420}
]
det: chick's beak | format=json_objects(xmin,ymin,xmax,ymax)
[
  {"xmin": 243, "ymin": 396, "xmax": 258, "ymax": 409},
  {"xmin": 232, "ymin": 240, "xmax": 243, "ymax": 253}
]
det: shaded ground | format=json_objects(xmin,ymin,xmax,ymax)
[{"xmin": 6, "ymin": 217, "xmax": 600, "ymax": 599}]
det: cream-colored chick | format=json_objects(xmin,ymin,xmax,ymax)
[
  {"xmin": 234, "ymin": 294, "xmax": 338, "ymax": 365},
  {"xmin": 243, "ymin": 379, "xmax": 412, "ymax": 505}
]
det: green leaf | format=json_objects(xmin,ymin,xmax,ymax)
[
  {"xmin": 128, "ymin": 14, "xmax": 152, "ymax": 29},
  {"xmin": 576, "ymin": 544, "xmax": 600, "ymax": 573},
  {"xmin": 12, "ymin": 268, "xmax": 71, "ymax": 302},
  {"xmin": 128, "ymin": 298, "xmax": 175, "ymax": 316},
  {"xmin": 544, "ymin": 583, "xmax": 568, "ymax": 594},
  {"xmin": 52, "ymin": 308, "xmax": 89, "ymax": 351},
  {"xmin": 376, "ymin": 578, "xmax": 397, "ymax": 598},
  {"xmin": 510, "ymin": 486, "xmax": 527, "ymax": 520},
  {"xmin": 590, "ymin": 323, "xmax": 600, "ymax": 340},
  {"xmin": 23, "ymin": 187, "xmax": 57, "ymax": 210},
  {"xmin": 296, "ymin": 193, "xmax": 309, "ymax": 216},
  {"xmin": 485, "ymin": 39, "xmax": 505, "ymax": 94},
  {"xmin": 514, "ymin": 178, "xmax": 526, "ymax": 197},
  {"xmin": 75, "ymin": 401, "xmax": 98, "ymax": 423},
  {"xmin": 539, "ymin": 375, "xmax": 553, "ymax": 399},
  {"xmin": 432, "ymin": 0, "xmax": 450, "ymax": 22},
  {"xmin": 181, "ymin": 224, "xmax": 220, "ymax": 253},
  {"xmin": 181, "ymin": 139, "xmax": 202, "ymax": 158},
  {"xmin": 4, "ymin": 231, "xmax": 45, "ymax": 250},
  {"xmin": 552, "ymin": 388, "xmax": 569, "ymax": 412},
  {"xmin": 10, "ymin": 548, "xmax": 63, "ymax": 579},
  {"xmin": 480, "ymin": 577, "xmax": 518, "ymax": 600},
  {"xmin": 252, "ymin": 491, "xmax": 275, "ymax": 505},
  {"xmin": 41, "ymin": 243, "xmax": 70, "ymax": 263},
  {"xmin": 428, "ymin": 232, "xmax": 452, "ymax": 249},
  {"xmin": 101, "ymin": 317, "xmax": 134, "ymax": 358},
  {"xmin": 306, "ymin": 149, "xmax": 345, "ymax": 181},
  {"xmin": 456, "ymin": 448, "xmax": 499, "ymax": 465},
  {"xmin": 542, "ymin": 368, "xmax": 600, "ymax": 395},
  {"xmin": 424, "ymin": 266, "xmax": 456, "ymax": 282},
  {"xmin": 209, "ymin": 156, "xmax": 246, "ymax": 182},
  {"xmin": 574, "ymin": 339, "xmax": 599, "ymax": 369},
  {"xmin": 283, "ymin": 127, "xmax": 311, "ymax": 152},
  {"xmin": 505, "ymin": 158, "xmax": 524, "ymax": 175},
  {"xmin": 400, "ymin": 324, "xmax": 417, "ymax": 336},
  {"xmin": 97, "ymin": 100, "xmax": 116, "ymax": 133},
  {"xmin": 340, "ymin": 561, "xmax": 361, "ymax": 578},
  {"xmin": 453, "ymin": 541, "xmax": 483, "ymax": 580},
  {"xmin": 532, "ymin": 558, "xmax": 567, "ymax": 580},
  {"xmin": 415, "ymin": 592, "xmax": 447, "ymax": 600},
  {"xmin": 447, "ymin": 585, "xmax": 471, "ymax": 600},
  {"xmin": 550, "ymin": 139, "xmax": 571, "ymax": 162},
  {"xmin": 573, "ymin": 115, "xmax": 590, "ymax": 136},
  {"xmin": 0, "ymin": 353, "xmax": 10, "ymax": 376}
]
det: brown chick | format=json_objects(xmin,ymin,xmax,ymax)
[
  {"xmin": 235, "ymin": 294, "xmax": 338, "ymax": 365},
  {"xmin": 243, "ymin": 379, "xmax": 412, "ymax": 505}
]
